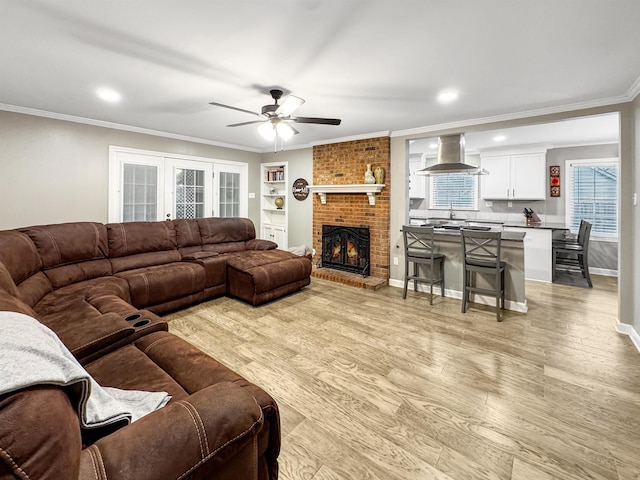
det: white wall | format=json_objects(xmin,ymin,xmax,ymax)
[{"xmin": 0, "ymin": 110, "xmax": 262, "ymax": 230}]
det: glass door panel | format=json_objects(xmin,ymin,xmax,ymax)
[
  {"xmin": 165, "ymin": 158, "xmax": 213, "ymax": 220},
  {"xmin": 214, "ymin": 163, "xmax": 248, "ymax": 218}
]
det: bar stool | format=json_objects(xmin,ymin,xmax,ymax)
[
  {"xmin": 461, "ymin": 229, "xmax": 505, "ymax": 322},
  {"xmin": 402, "ymin": 225, "xmax": 445, "ymax": 305},
  {"xmin": 553, "ymin": 220, "xmax": 592, "ymax": 287}
]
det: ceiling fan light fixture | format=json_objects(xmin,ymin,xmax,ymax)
[
  {"xmin": 258, "ymin": 121, "xmax": 276, "ymax": 141},
  {"xmin": 275, "ymin": 121, "xmax": 295, "ymax": 140}
]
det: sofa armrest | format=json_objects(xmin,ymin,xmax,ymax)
[
  {"xmin": 245, "ymin": 239, "xmax": 277, "ymax": 251},
  {"xmin": 182, "ymin": 251, "xmax": 220, "ymax": 261},
  {"xmin": 80, "ymin": 381, "xmax": 263, "ymax": 480}
]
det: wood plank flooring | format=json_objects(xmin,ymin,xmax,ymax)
[{"xmin": 165, "ymin": 275, "xmax": 640, "ymax": 480}]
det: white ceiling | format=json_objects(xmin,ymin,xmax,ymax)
[
  {"xmin": 409, "ymin": 112, "xmax": 620, "ymax": 155},
  {"xmin": 1, "ymin": 1, "xmax": 638, "ymax": 152}
]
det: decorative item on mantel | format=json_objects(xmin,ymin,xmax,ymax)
[
  {"xmin": 374, "ymin": 166, "xmax": 385, "ymax": 185},
  {"xmin": 523, "ymin": 208, "xmax": 541, "ymax": 225},
  {"xmin": 364, "ymin": 164, "xmax": 376, "ymax": 184}
]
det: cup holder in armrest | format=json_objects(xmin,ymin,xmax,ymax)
[
  {"xmin": 133, "ymin": 319, "xmax": 151, "ymax": 328},
  {"xmin": 124, "ymin": 313, "xmax": 143, "ymax": 322}
]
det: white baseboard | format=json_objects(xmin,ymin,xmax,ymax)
[
  {"xmin": 388, "ymin": 279, "xmax": 528, "ymax": 313},
  {"xmin": 590, "ymin": 268, "xmax": 618, "ymax": 277},
  {"xmin": 616, "ymin": 322, "xmax": 640, "ymax": 353}
]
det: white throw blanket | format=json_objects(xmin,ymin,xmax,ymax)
[{"xmin": 0, "ymin": 311, "xmax": 171, "ymax": 430}]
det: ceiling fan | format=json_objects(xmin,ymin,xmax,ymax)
[{"xmin": 209, "ymin": 89, "xmax": 341, "ymax": 143}]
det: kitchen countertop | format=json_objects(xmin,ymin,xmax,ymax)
[
  {"xmin": 503, "ymin": 221, "xmax": 568, "ymax": 230},
  {"xmin": 406, "ymin": 224, "xmax": 525, "ymax": 242}
]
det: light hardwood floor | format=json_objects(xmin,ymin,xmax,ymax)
[{"xmin": 165, "ymin": 275, "xmax": 640, "ymax": 480}]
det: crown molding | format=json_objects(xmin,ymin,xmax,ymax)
[
  {"xmin": 626, "ymin": 74, "xmax": 640, "ymax": 101},
  {"xmin": 308, "ymin": 131, "xmax": 390, "ymax": 146},
  {"xmin": 0, "ymin": 103, "xmax": 262, "ymax": 153},
  {"xmin": 390, "ymin": 95, "xmax": 631, "ymax": 139}
]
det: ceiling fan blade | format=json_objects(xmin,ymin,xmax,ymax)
[
  {"xmin": 209, "ymin": 101, "xmax": 260, "ymax": 117},
  {"xmin": 276, "ymin": 95, "xmax": 305, "ymax": 116},
  {"xmin": 292, "ymin": 116, "xmax": 342, "ymax": 125},
  {"xmin": 227, "ymin": 120, "xmax": 266, "ymax": 127}
]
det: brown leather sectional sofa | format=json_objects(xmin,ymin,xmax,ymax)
[{"xmin": 0, "ymin": 216, "xmax": 311, "ymax": 479}]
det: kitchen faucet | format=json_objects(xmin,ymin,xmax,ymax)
[{"xmin": 449, "ymin": 203, "xmax": 455, "ymax": 219}]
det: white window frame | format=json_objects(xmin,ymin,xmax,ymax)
[
  {"xmin": 429, "ymin": 174, "xmax": 479, "ymax": 211},
  {"xmin": 564, "ymin": 158, "xmax": 618, "ymax": 242}
]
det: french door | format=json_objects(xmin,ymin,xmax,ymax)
[
  {"xmin": 164, "ymin": 158, "xmax": 213, "ymax": 220},
  {"xmin": 109, "ymin": 147, "xmax": 247, "ymax": 223}
]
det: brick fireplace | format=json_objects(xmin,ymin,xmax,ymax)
[{"xmin": 312, "ymin": 136, "xmax": 390, "ymax": 288}]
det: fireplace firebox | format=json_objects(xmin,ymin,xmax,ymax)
[{"xmin": 321, "ymin": 225, "xmax": 370, "ymax": 277}]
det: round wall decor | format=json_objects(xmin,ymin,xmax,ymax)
[{"xmin": 292, "ymin": 178, "xmax": 310, "ymax": 201}]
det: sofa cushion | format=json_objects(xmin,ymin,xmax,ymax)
[
  {"xmin": 22, "ymin": 222, "xmax": 108, "ymax": 269},
  {"xmin": 110, "ymin": 250, "xmax": 181, "ymax": 274},
  {"xmin": 33, "ymin": 277, "xmax": 138, "ymax": 359},
  {"xmin": 246, "ymin": 238, "xmax": 278, "ymax": 251},
  {"xmin": 0, "ymin": 290, "xmax": 38, "ymax": 317},
  {"xmin": 107, "ymin": 221, "xmax": 177, "ymax": 257},
  {"xmin": 0, "ymin": 231, "xmax": 52, "ymax": 306},
  {"xmin": 21, "ymin": 223, "xmax": 112, "ymax": 289},
  {"xmin": 197, "ymin": 217, "xmax": 256, "ymax": 244},
  {"xmin": 202, "ymin": 241, "xmax": 247, "ymax": 254},
  {"xmin": 0, "ymin": 261, "xmax": 19, "ymax": 297},
  {"xmin": 0, "ymin": 230, "xmax": 42, "ymax": 285},
  {"xmin": 226, "ymin": 250, "xmax": 312, "ymax": 294},
  {"xmin": 115, "ymin": 262, "xmax": 205, "ymax": 309},
  {"xmin": 173, "ymin": 219, "xmax": 202, "ymax": 248}
]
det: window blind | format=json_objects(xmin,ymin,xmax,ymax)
[
  {"xmin": 567, "ymin": 159, "xmax": 618, "ymax": 237},
  {"xmin": 430, "ymin": 174, "xmax": 478, "ymax": 210}
]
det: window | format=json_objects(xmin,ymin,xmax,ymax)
[
  {"xmin": 218, "ymin": 171, "xmax": 240, "ymax": 217},
  {"xmin": 565, "ymin": 158, "xmax": 618, "ymax": 239},
  {"xmin": 429, "ymin": 174, "xmax": 478, "ymax": 210},
  {"xmin": 122, "ymin": 164, "xmax": 158, "ymax": 222}
]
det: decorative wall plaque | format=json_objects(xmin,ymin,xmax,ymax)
[
  {"xmin": 292, "ymin": 178, "xmax": 310, "ymax": 201},
  {"xmin": 550, "ymin": 165, "xmax": 560, "ymax": 197}
]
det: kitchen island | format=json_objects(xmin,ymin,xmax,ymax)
[
  {"xmin": 503, "ymin": 222, "xmax": 569, "ymax": 283},
  {"xmin": 406, "ymin": 225, "xmax": 527, "ymax": 312}
]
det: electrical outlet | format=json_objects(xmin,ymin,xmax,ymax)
[
  {"xmin": 393, "ymin": 257, "xmax": 399, "ymax": 265},
  {"xmin": 248, "ymin": 192, "xmax": 255, "ymax": 199}
]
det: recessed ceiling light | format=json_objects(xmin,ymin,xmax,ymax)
[
  {"xmin": 493, "ymin": 135, "xmax": 507, "ymax": 142},
  {"xmin": 429, "ymin": 143, "xmax": 438, "ymax": 149},
  {"xmin": 96, "ymin": 87, "xmax": 121, "ymax": 103},
  {"xmin": 437, "ymin": 90, "xmax": 459, "ymax": 103}
]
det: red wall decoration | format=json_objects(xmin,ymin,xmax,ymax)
[{"xmin": 550, "ymin": 165, "xmax": 560, "ymax": 197}]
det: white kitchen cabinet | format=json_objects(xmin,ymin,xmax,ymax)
[
  {"xmin": 504, "ymin": 227, "xmax": 552, "ymax": 282},
  {"xmin": 481, "ymin": 152, "xmax": 546, "ymax": 200},
  {"xmin": 408, "ymin": 157, "xmax": 426, "ymax": 198}
]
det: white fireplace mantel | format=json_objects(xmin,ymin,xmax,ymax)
[{"xmin": 307, "ymin": 184, "xmax": 385, "ymax": 206}]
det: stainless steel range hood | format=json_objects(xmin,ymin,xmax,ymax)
[{"xmin": 416, "ymin": 134, "xmax": 485, "ymax": 175}]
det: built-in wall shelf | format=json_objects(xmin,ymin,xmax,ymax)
[{"xmin": 307, "ymin": 184, "xmax": 385, "ymax": 205}]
